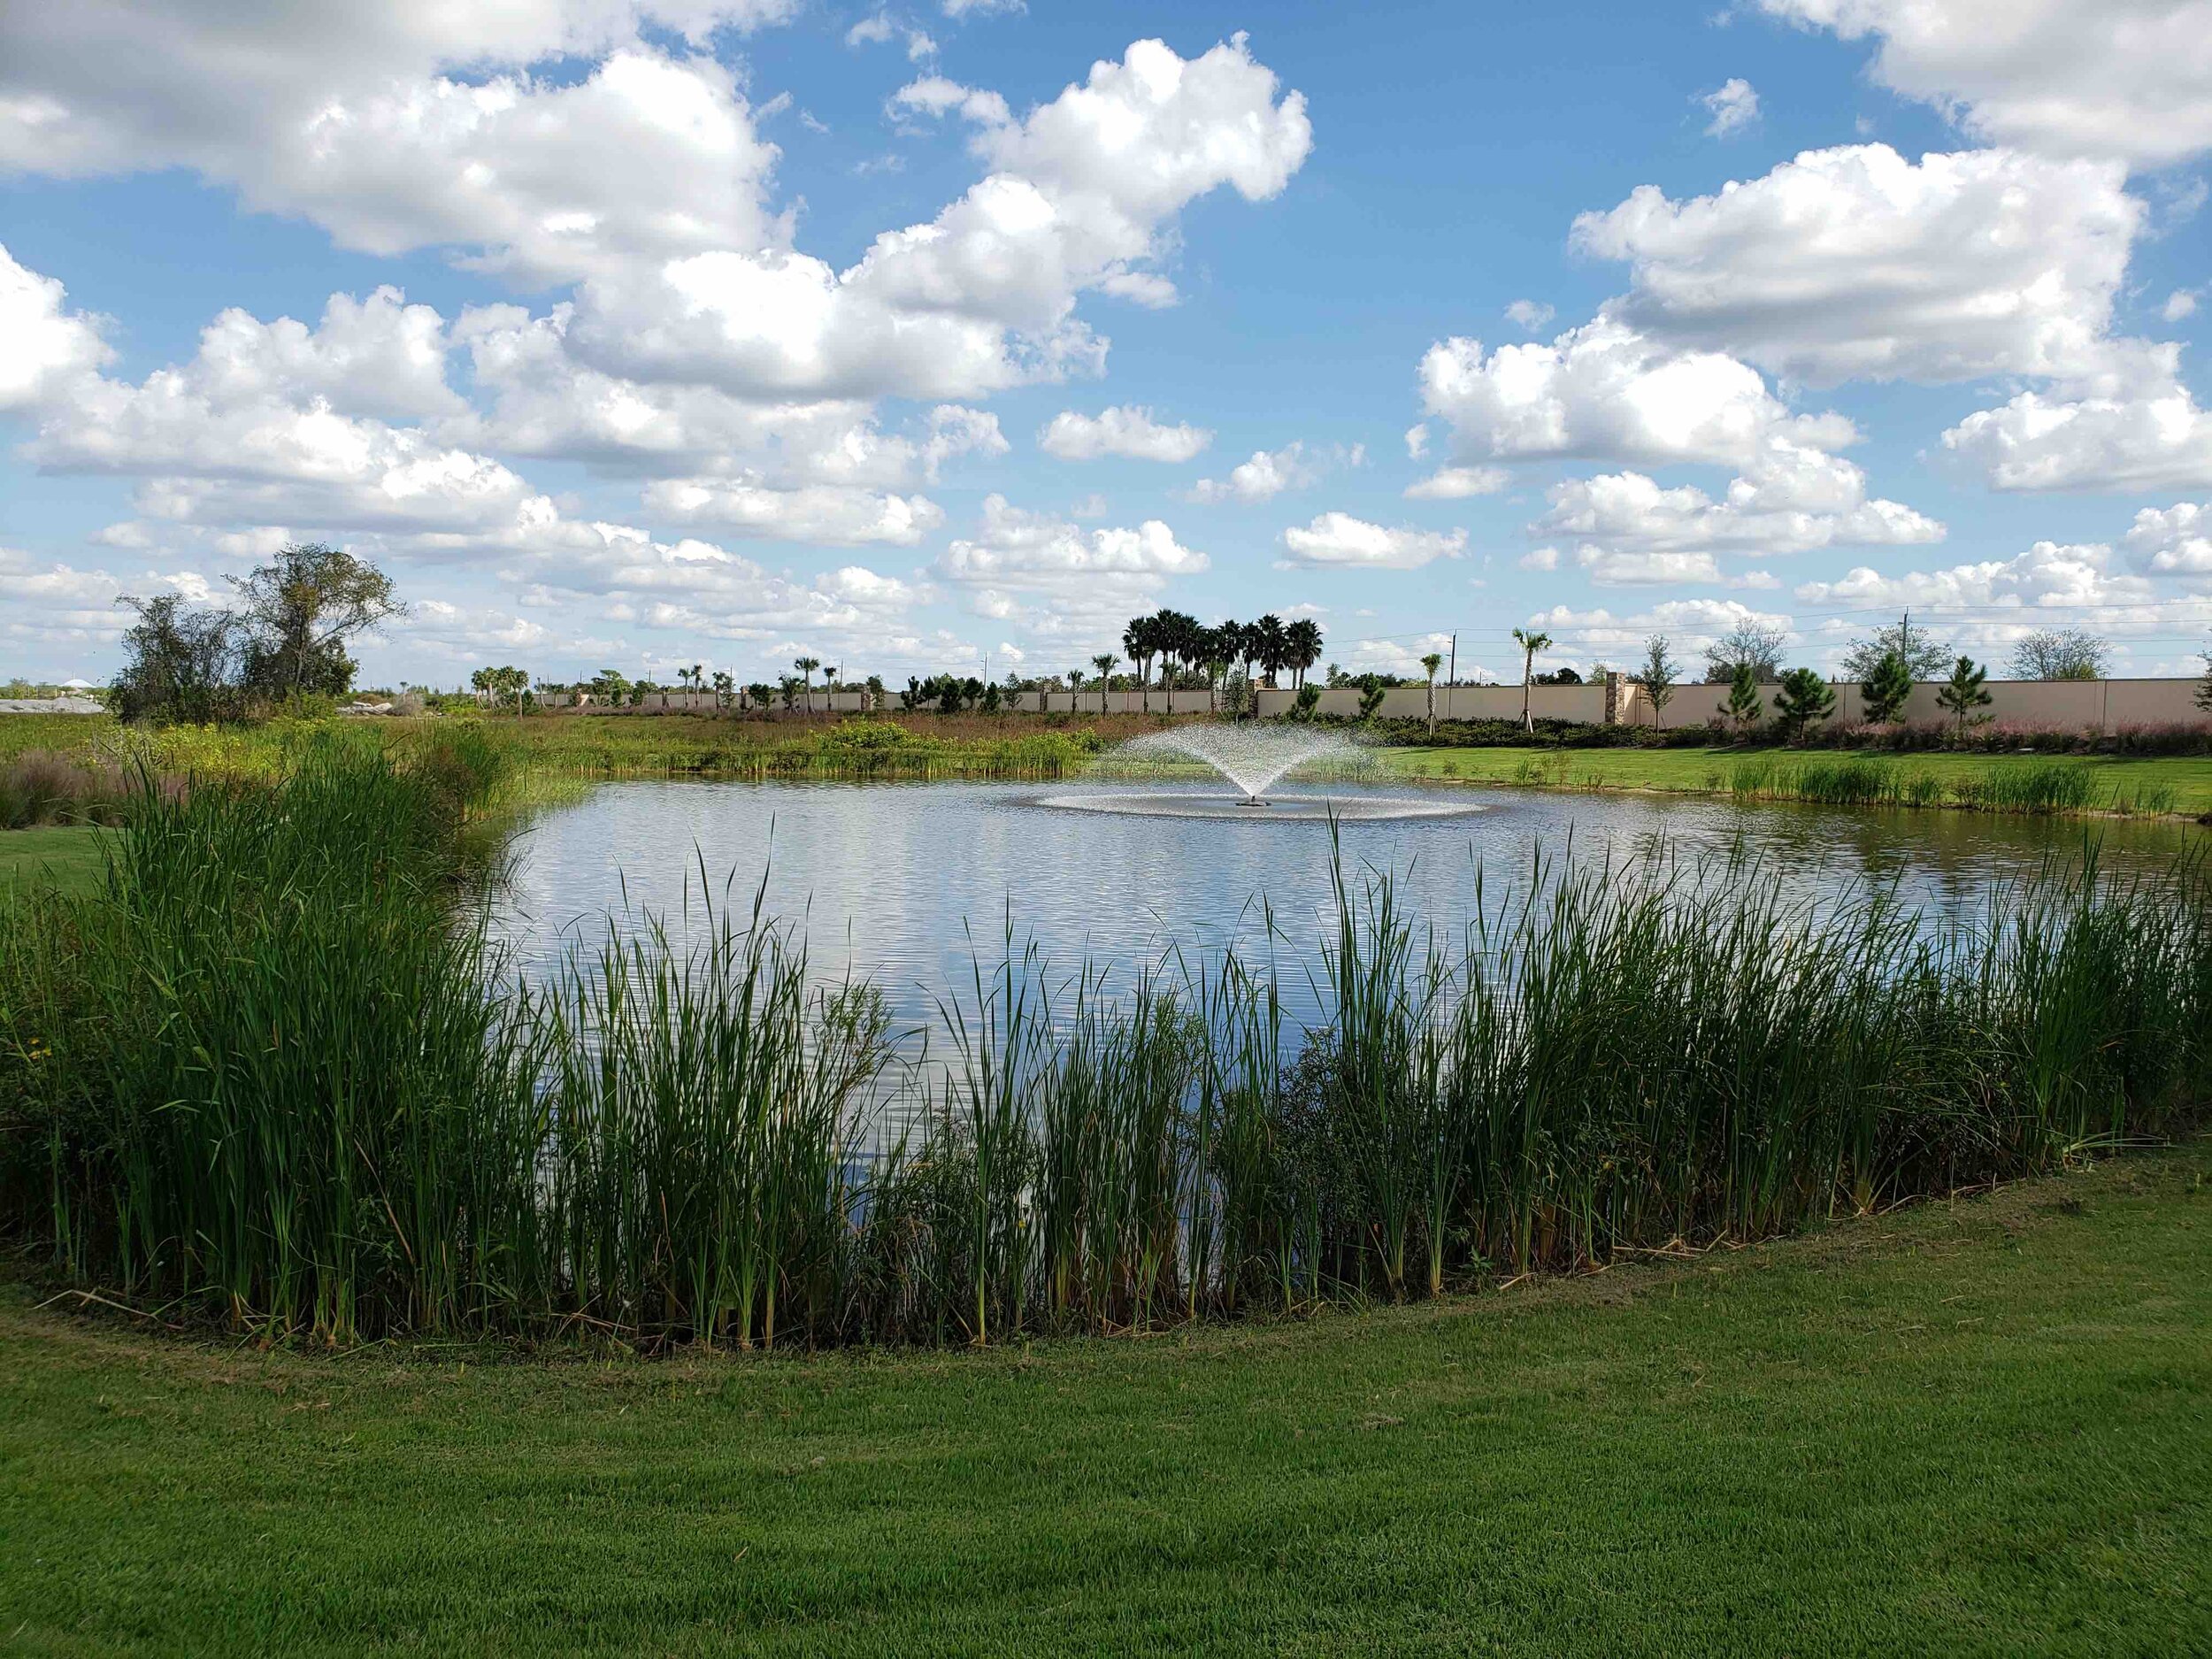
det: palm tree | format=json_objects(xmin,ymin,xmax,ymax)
[
  {"xmin": 1285, "ymin": 618, "xmax": 1323, "ymax": 689},
  {"xmin": 1200, "ymin": 625, "xmax": 1230, "ymax": 713},
  {"xmin": 1421, "ymin": 651, "xmax": 1443, "ymax": 736},
  {"xmin": 1254, "ymin": 613, "xmax": 1288, "ymax": 689},
  {"xmin": 1092, "ymin": 653, "xmax": 1116, "ymax": 715},
  {"xmin": 1511, "ymin": 628, "xmax": 1551, "ymax": 733},
  {"xmin": 794, "ymin": 655, "xmax": 820, "ymax": 713},
  {"xmin": 1122, "ymin": 617, "xmax": 1155, "ymax": 714},
  {"xmin": 1067, "ymin": 665, "xmax": 1087, "ymax": 714}
]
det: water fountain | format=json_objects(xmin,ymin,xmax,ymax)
[{"xmin": 1039, "ymin": 723, "xmax": 1487, "ymax": 821}]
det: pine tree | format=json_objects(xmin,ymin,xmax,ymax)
[
  {"xmin": 1860, "ymin": 649, "xmax": 1914, "ymax": 724},
  {"xmin": 1724, "ymin": 660, "xmax": 1763, "ymax": 734},
  {"xmin": 1937, "ymin": 656, "xmax": 1993, "ymax": 739},
  {"xmin": 1772, "ymin": 668, "xmax": 1836, "ymax": 741}
]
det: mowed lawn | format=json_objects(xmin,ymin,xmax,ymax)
[
  {"xmin": 0, "ymin": 825, "xmax": 104, "ymax": 896},
  {"xmin": 3, "ymin": 1145, "xmax": 2207, "ymax": 1656},
  {"xmin": 1383, "ymin": 743, "xmax": 2212, "ymax": 814}
]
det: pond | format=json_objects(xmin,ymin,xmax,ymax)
[{"xmin": 490, "ymin": 778, "xmax": 2197, "ymax": 1035}]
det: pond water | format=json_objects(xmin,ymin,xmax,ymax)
[{"xmin": 489, "ymin": 778, "xmax": 2196, "ymax": 1034}]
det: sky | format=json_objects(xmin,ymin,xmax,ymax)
[{"xmin": 2, "ymin": 0, "xmax": 2209, "ymax": 690}]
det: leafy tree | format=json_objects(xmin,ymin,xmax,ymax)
[
  {"xmin": 1289, "ymin": 684, "xmax": 1321, "ymax": 721},
  {"xmin": 1421, "ymin": 651, "xmax": 1443, "ymax": 735},
  {"xmin": 1092, "ymin": 653, "xmax": 1116, "ymax": 715},
  {"xmin": 1355, "ymin": 672, "xmax": 1387, "ymax": 721},
  {"xmin": 1702, "ymin": 618, "xmax": 1789, "ymax": 684},
  {"xmin": 711, "ymin": 670, "xmax": 734, "ymax": 711},
  {"xmin": 1937, "ymin": 655, "xmax": 1993, "ymax": 737},
  {"xmin": 1532, "ymin": 666, "xmax": 1582, "ymax": 685},
  {"xmin": 1772, "ymin": 668, "xmax": 1836, "ymax": 741},
  {"xmin": 1510, "ymin": 626, "xmax": 1551, "ymax": 732},
  {"xmin": 110, "ymin": 593, "xmax": 245, "ymax": 724},
  {"xmin": 1840, "ymin": 616, "xmax": 1949, "ymax": 681},
  {"xmin": 1724, "ymin": 661, "xmax": 1763, "ymax": 734},
  {"xmin": 1635, "ymin": 634, "xmax": 1678, "ymax": 729},
  {"xmin": 231, "ymin": 542, "xmax": 402, "ymax": 701},
  {"xmin": 2197, "ymin": 644, "xmax": 2212, "ymax": 713},
  {"xmin": 864, "ymin": 674, "xmax": 885, "ymax": 711},
  {"xmin": 587, "ymin": 668, "xmax": 631, "ymax": 708},
  {"xmin": 747, "ymin": 681, "xmax": 774, "ymax": 713},
  {"xmin": 2008, "ymin": 627, "xmax": 2109, "ymax": 680},
  {"xmin": 1859, "ymin": 649, "xmax": 1914, "ymax": 724},
  {"xmin": 980, "ymin": 680, "xmax": 1002, "ymax": 713}
]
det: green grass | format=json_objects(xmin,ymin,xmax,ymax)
[
  {"xmin": 3, "ymin": 1141, "xmax": 2207, "ymax": 1655},
  {"xmin": 1384, "ymin": 743, "xmax": 2212, "ymax": 816},
  {"xmin": 0, "ymin": 826, "xmax": 104, "ymax": 895}
]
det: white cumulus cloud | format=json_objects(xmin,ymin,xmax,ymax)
[
  {"xmin": 1279, "ymin": 511, "xmax": 1466, "ymax": 570},
  {"xmin": 1038, "ymin": 405, "xmax": 1212, "ymax": 463},
  {"xmin": 1753, "ymin": 0, "xmax": 2212, "ymax": 168}
]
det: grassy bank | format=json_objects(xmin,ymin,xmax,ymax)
[
  {"xmin": 9, "ymin": 710, "xmax": 2212, "ymax": 813},
  {"xmin": 1385, "ymin": 742, "xmax": 2212, "ymax": 816},
  {"xmin": 4, "ymin": 1142, "xmax": 2207, "ymax": 1655}
]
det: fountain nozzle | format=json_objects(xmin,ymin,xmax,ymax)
[{"xmin": 1236, "ymin": 795, "xmax": 1270, "ymax": 808}]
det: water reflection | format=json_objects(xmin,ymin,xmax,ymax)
[{"xmin": 490, "ymin": 778, "xmax": 2196, "ymax": 1035}]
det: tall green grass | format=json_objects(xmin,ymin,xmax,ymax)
[
  {"xmin": 4, "ymin": 757, "xmax": 2207, "ymax": 1348},
  {"xmin": 1731, "ymin": 756, "xmax": 2132, "ymax": 814}
]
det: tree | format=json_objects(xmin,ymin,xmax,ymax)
[
  {"xmin": 1421, "ymin": 651, "xmax": 1443, "ymax": 736},
  {"xmin": 230, "ymin": 542, "xmax": 403, "ymax": 701},
  {"xmin": 711, "ymin": 670, "xmax": 734, "ymax": 711},
  {"xmin": 1635, "ymin": 634, "xmax": 1678, "ymax": 729},
  {"xmin": 1289, "ymin": 684, "xmax": 1321, "ymax": 721},
  {"xmin": 1284, "ymin": 618, "xmax": 1324, "ymax": 690},
  {"xmin": 747, "ymin": 681, "xmax": 774, "ymax": 713},
  {"xmin": 2197, "ymin": 642, "xmax": 2212, "ymax": 713},
  {"xmin": 1355, "ymin": 673, "xmax": 1387, "ymax": 722},
  {"xmin": 1937, "ymin": 655, "xmax": 1993, "ymax": 738},
  {"xmin": 793, "ymin": 655, "xmax": 821, "ymax": 712},
  {"xmin": 1772, "ymin": 668, "xmax": 1836, "ymax": 741},
  {"xmin": 470, "ymin": 664, "xmax": 529, "ymax": 717},
  {"xmin": 865, "ymin": 674, "xmax": 885, "ymax": 711},
  {"xmin": 1532, "ymin": 666, "xmax": 1582, "ymax": 685},
  {"xmin": 110, "ymin": 593, "xmax": 244, "ymax": 725},
  {"xmin": 2008, "ymin": 627, "xmax": 2109, "ymax": 681},
  {"xmin": 1252, "ymin": 613, "xmax": 1289, "ymax": 690},
  {"xmin": 1511, "ymin": 627, "xmax": 1551, "ymax": 732},
  {"xmin": 1092, "ymin": 653, "xmax": 1116, "ymax": 715},
  {"xmin": 1840, "ymin": 615, "xmax": 1949, "ymax": 681},
  {"xmin": 1724, "ymin": 661, "xmax": 1763, "ymax": 735},
  {"xmin": 588, "ymin": 668, "xmax": 631, "ymax": 709},
  {"xmin": 1860, "ymin": 649, "xmax": 1914, "ymax": 725},
  {"xmin": 1121, "ymin": 617, "xmax": 1155, "ymax": 713},
  {"xmin": 1702, "ymin": 618, "xmax": 1789, "ymax": 684}
]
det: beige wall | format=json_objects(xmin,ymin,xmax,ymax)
[
  {"xmin": 1619, "ymin": 677, "xmax": 2208, "ymax": 735},
  {"xmin": 534, "ymin": 678, "xmax": 2209, "ymax": 732}
]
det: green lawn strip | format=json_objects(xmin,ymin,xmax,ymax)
[
  {"xmin": 0, "ymin": 825, "xmax": 105, "ymax": 895},
  {"xmin": 4, "ymin": 1143, "xmax": 2207, "ymax": 1656},
  {"xmin": 1383, "ymin": 744, "xmax": 2212, "ymax": 815}
]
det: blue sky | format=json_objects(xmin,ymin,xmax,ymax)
[{"xmin": 3, "ymin": 0, "xmax": 2208, "ymax": 687}]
